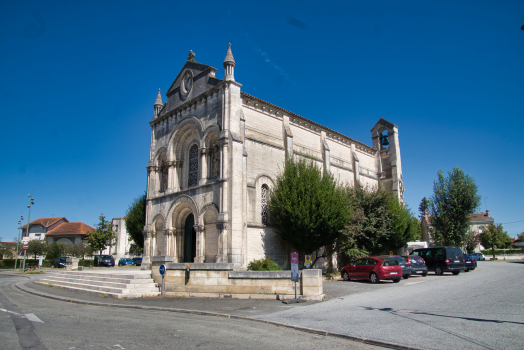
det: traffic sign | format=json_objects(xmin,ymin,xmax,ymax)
[
  {"xmin": 290, "ymin": 252, "xmax": 299, "ymax": 282},
  {"xmin": 159, "ymin": 264, "xmax": 166, "ymax": 276},
  {"xmin": 23, "ymin": 244, "xmax": 28, "ymax": 250}
]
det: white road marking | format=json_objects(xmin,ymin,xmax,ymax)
[
  {"xmin": 0, "ymin": 308, "xmax": 44, "ymax": 323},
  {"xmin": 25, "ymin": 313, "xmax": 43, "ymax": 323}
]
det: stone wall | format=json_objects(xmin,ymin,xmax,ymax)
[{"xmin": 151, "ymin": 260, "xmax": 323, "ymax": 300}]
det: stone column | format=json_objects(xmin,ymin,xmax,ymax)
[
  {"xmin": 199, "ymin": 148, "xmax": 208, "ymax": 185},
  {"xmin": 168, "ymin": 161, "xmax": 176, "ymax": 192},
  {"xmin": 165, "ymin": 228, "xmax": 173, "ymax": 256},
  {"xmin": 176, "ymin": 160, "xmax": 183, "ymax": 190},
  {"xmin": 215, "ymin": 222, "xmax": 229, "ymax": 263},
  {"xmin": 194, "ymin": 225, "xmax": 205, "ymax": 263},
  {"xmin": 141, "ymin": 229, "xmax": 152, "ymax": 270}
]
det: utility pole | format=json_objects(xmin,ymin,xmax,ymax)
[
  {"xmin": 22, "ymin": 191, "xmax": 35, "ymax": 272},
  {"xmin": 14, "ymin": 213, "xmax": 23, "ymax": 270}
]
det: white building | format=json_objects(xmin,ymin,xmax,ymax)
[{"xmin": 141, "ymin": 45, "xmax": 404, "ymax": 270}]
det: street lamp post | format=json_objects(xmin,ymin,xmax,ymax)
[
  {"xmin": 22, "ymin": 191, "xmax": 35, "ymax": 272},
  {"xmin": 14, "ymin": 213, "xmax": 23, "ymax": 270}
]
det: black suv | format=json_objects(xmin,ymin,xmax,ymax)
[
  {"xmin": 132, "ymin": 257, "xmax": 142, "ymax": 266},
  {"xmin": 411, "ymin": 247, "xmax": 465, "ymax": 275},
  {"xmin": 55, "ymin": 256, "xmax": 67, "ymax": 268},
  {"xmin": 94, "ymin": 255, "xmax": 115, "ymax": 267}
]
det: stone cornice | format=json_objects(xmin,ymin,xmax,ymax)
[{"xmin": 241, "ymin": 92, "xmax": 376, "ymax": 154}]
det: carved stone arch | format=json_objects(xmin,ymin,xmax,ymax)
[
  {"xmin": 169, "ymin": 117, "xmax": 204, "ymax": 155},
  {"xmin": 151, "ymin": 213, "xmax": 166, "ymax": 229},
  {"xmin": 155, "ymin": 147, "xmax": 168, "ymax": 160},
  {"xmin": 254, "ymin": 174, "xmax": 275, "ymax": 189},
  {"xmin": 167, "ymin": 195, "xmax": 200, "ymax": 228},
  {"xmin": 203, "ymin": 124, "xmax": 221, "ymax": 146},
  {"xmin": 199, "ymin": 202, "xmax": 219, "ymax": 218}
]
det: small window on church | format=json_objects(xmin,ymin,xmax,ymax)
[
  {"xmin": 188, "ymin": 144, "xmax": 199, "ymax": 187},
  {"xmin": 261, "ymin": 185, "xmax": 268, "ymax": 224}
]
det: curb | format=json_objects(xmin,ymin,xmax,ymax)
[{"xmin": 16, "ymin": 281, "xmax": 422, "ymax": 350}]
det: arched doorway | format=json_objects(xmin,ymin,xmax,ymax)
[{"xmin": 184, "ymin": 214, "xmax": 196, "ymax": 262}]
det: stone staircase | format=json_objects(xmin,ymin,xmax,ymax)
[{"xmin": 37, "ymin": 270, "xmax": 161, "ymax": 299}]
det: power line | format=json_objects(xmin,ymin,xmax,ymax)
[{"xmin": 499, "ymin": 219, "xmax": 524, "ymax": 225}]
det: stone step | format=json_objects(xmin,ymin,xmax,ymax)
[
  {"xmin": 49, "ymin": 271, "xmax": 152, "ymax": 280},
  {"xmin": 36, "ymin": 282, "xmax": 159, "ymax": 299},
  {"xmin": 39, "ymin": 278, "xmax": 160, "ymax": 294},
  {"xmin": 45, "ymin": 273, "xmax": 156, "ymax": 285},
  {"xmin": 41, "ymin": 276, "xmax": 158, "ymax": 290},
  {"xmin": 38, "ymin": 270, "xmax": 161, "ymax": 298}
]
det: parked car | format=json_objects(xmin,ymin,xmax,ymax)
[
  {"xmin": 463, "ymin": 254, "xmax": 477, "ymax": 272},
  {"xmin": 118, "ymin": 258, "xmax": 134, "ymax": 267},
  {"xmin": 94, "ymin": 255, "xmax": 115, "ymax": 267},
  {"xmin": 132, "ymin": 257, "xmax": 142, "ymax": 266},
  {"xmin": 378, "ymin": 255, "xmax": 412, "ymax": 279},
  {"xmin": 55, "ymin": 256, "xmax": 67, "ymax": 268},
  {"xmin": 341, "ymin": 256, "xmax": 403, "ymax": 283},
  {"xmin": 471, "ymin": 252, "xmax": 485, "ymax": 261},
  {"xmin": 402, "ymin": 255, "xmax": 428, "ymax": 277},
  {"xmin": 411, "ymin": 246, "xmax": 465, "ymax": 275}
]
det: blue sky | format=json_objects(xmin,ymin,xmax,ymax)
[{"xmin": 1, "ymin": 0, "xmax": 523, "ymax": 241}]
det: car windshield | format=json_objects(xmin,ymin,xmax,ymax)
[
  {"xmin": 102, "ymin": 255, "xmax": 113, "ymax": 259},
  {"xmin": 382, "ymin": 259, "xmax": 399, "ymax": 266}
]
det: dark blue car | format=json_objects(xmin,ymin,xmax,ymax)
[{"xmin": 118, "ymin": 258, "xmax": 134, "ymax": 267}]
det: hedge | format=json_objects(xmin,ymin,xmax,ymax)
[
  {"xmin": 0, "ymin": 258, "xmax": 95, "ymax": 269},
  {"xmin": 480, "ymin": 249, "xmax": 524, "ymax": 255}
]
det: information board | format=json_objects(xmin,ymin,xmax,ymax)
[{"xmin": 290, "ymin": 252, "xmax": 299, "ymax": 282}]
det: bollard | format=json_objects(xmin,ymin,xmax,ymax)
[{"xmin": 185, "ymin": 264, "xmax": 190, "ymax": 279}]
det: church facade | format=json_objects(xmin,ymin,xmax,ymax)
[{"xmin": 141, "ymin": 45, "xmax": 404, "ymax": 270}]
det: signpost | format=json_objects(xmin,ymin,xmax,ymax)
[
  {"xmin": 38, "ymin": 255, "xmax": 43, "ymax": 272},
  {"xmin": 290, "ymin": 252, "xmax": 299, "ymax": 300},
  {"xmin": 304, "ymin": 255, "xmax": 311, "ymax": 269},
  {"xmin": 159, "ymin": 264, "xmax": 166, "ymax": 296},
  {"xmin": 22, "ymin": 239, "xmax": 29, "ymax": 272}
]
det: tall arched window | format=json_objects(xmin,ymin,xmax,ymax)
[
  {"xmin": 261, "ymin": 185, "xmax": 268, "ymax": 224},
  {"xmin": 188, "ymin": 144, "xmax": 199, "ymax": 187}
]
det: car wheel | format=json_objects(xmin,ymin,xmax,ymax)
[
  {"xmin": 393, "ymin": 279, "xmax": 400, "ymax": 283},
  {"xmin": 435, "ymin": 265, "xmax": 443, "ymax": 275},
  {"xmin": 403, "ymin": 274, "xmax": 410, "ymax": 279},
  {"xmin": 471, "ymin": 267, "xmax": 475, "ymax": 270},
  {"xmin": 464, "ymin": 268, "xmax": 469, "ymax": 272},
  {"xmin": 422, "ymin": 273, "xmax": 427, "ymax": 277},
  {"xmin": 342, "ymin": 271, "xmax": 350, "ymax": 281},
  {"xmin": 452, "ymin": 271, "xmax": 460, "ymax": 275},
  {"xmin": 369, "ymin": 272, "xmax": 379, "ymax": 283}
]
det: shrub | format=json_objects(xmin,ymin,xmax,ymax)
[
  {"xmin": 480, "ymin": 248, "xmax": 523, "ymax": 255},
  {"xmin": 247, "ymin": 257, "xmax": 282, "ymax": 271}
]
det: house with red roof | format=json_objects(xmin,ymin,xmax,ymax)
[
  {"xmin": 46, "ymin": 222, "xmax": 94, "ymax": 245},
  {"xmin": 20, "ymin": 217, "xmax": 69, "ymax": 241}
]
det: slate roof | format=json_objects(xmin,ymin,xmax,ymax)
[
  {"xmin": 45, "ymin": 222, "xmax": 94, "ymax": 236},
  {"xmin": 20, "ymin": 217, "xmax": 68, "ymax": 229}
]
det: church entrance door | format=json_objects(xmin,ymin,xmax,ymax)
[{"xmin": 183, "ymin": 214, "xmax": 196, "ymax": 263}]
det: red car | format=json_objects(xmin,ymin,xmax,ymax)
[{"xmin": 341, "ymin": 256, "xmax": 403, "ymax": 283}]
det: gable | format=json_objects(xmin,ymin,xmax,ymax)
[{"xmin": 160, "ymin": 61, "xmax": 221, "ymax": 118}]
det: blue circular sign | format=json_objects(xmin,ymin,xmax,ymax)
[{"xmin": 159, "ymin": 264, "xmax": 166, "ymax": 276}]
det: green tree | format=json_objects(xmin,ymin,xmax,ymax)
[
  {"xmin": 26, "ymin": 239, "xmax": 48, "ymax": 259},
  {"xmin": 125, "ymin": 193, "xmax": 146, "ymax": 249},
  {"xmin": 86, "ymin": 214, "xmax": 117, "ymax": 255},
  {"xmin": 479, "ymin": 223, "xmax": 509, "ymax": 259},
  {"xmin": 463, "ymin": 230, "xmax": 480, "ymax": 253},
  {"xmin": 386, "ymin": 195, "xmax": 418, "ymax": 250},
  {"xmin": 429, "ymin": 167, "xmax": 482, "ymax": 246},
  {"xmin": 46, "ymin": 242, "xmax": 67, "ymax": 261},
  {"xmin": 0, "ymin": 243, "xmax": 14, "ymax": 259},
  {"xmin": 418, "ymin": 197, "xmax": 431, "ymax": 219},
  {"xmin": 66, "ymin": 242, "xmax": 93, "ymax": 258},
  {"xmin": 517, "ymin": 232, "xmax": 524, "ymax": 241},
  {"xmin": 268, "ymin": 157, "xmax": 350, "ymax": 256},
  {"xmin": 129, "ymin": 243, "xmax": 143, "ymax": 255},
  {"xmin": 410, "ymin": 216, "xmax": 422, "ymax": 241},
  {"xmin": 339, "ymin": 184, "xmax": 391, "ymax": 256}
]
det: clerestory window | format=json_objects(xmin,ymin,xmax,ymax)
[
  {"xmin": 261, "ymin": 185, "xmax": 268, "ymax": 224},
  {"xmin": 188, "ymin": 144, "xmax": 199, "ymax": 187}
]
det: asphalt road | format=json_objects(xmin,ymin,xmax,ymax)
[
  {"xmin": 257, "ymin": 261, "xmax": 524, "ymax": 350},
  {"xmin": 0, "ymin": 276, "xmax": 383, "ymax": 350}
]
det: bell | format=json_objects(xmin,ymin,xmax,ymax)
[{"xmin": 381, "ymin": 135, "xmax": 389, "ymax": 146}]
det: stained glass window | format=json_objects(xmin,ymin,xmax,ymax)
[
  {"xmin": 188, "ymin": 145, "xmax": 198, "ymax": 187},
  {"xmin": 261, "ymin": 185, "xmax": 268, "ymax": 224}
]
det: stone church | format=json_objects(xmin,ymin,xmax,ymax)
[{"xmin": 141, "ymin": 45, "xmax": 404, "ymax": 270}]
